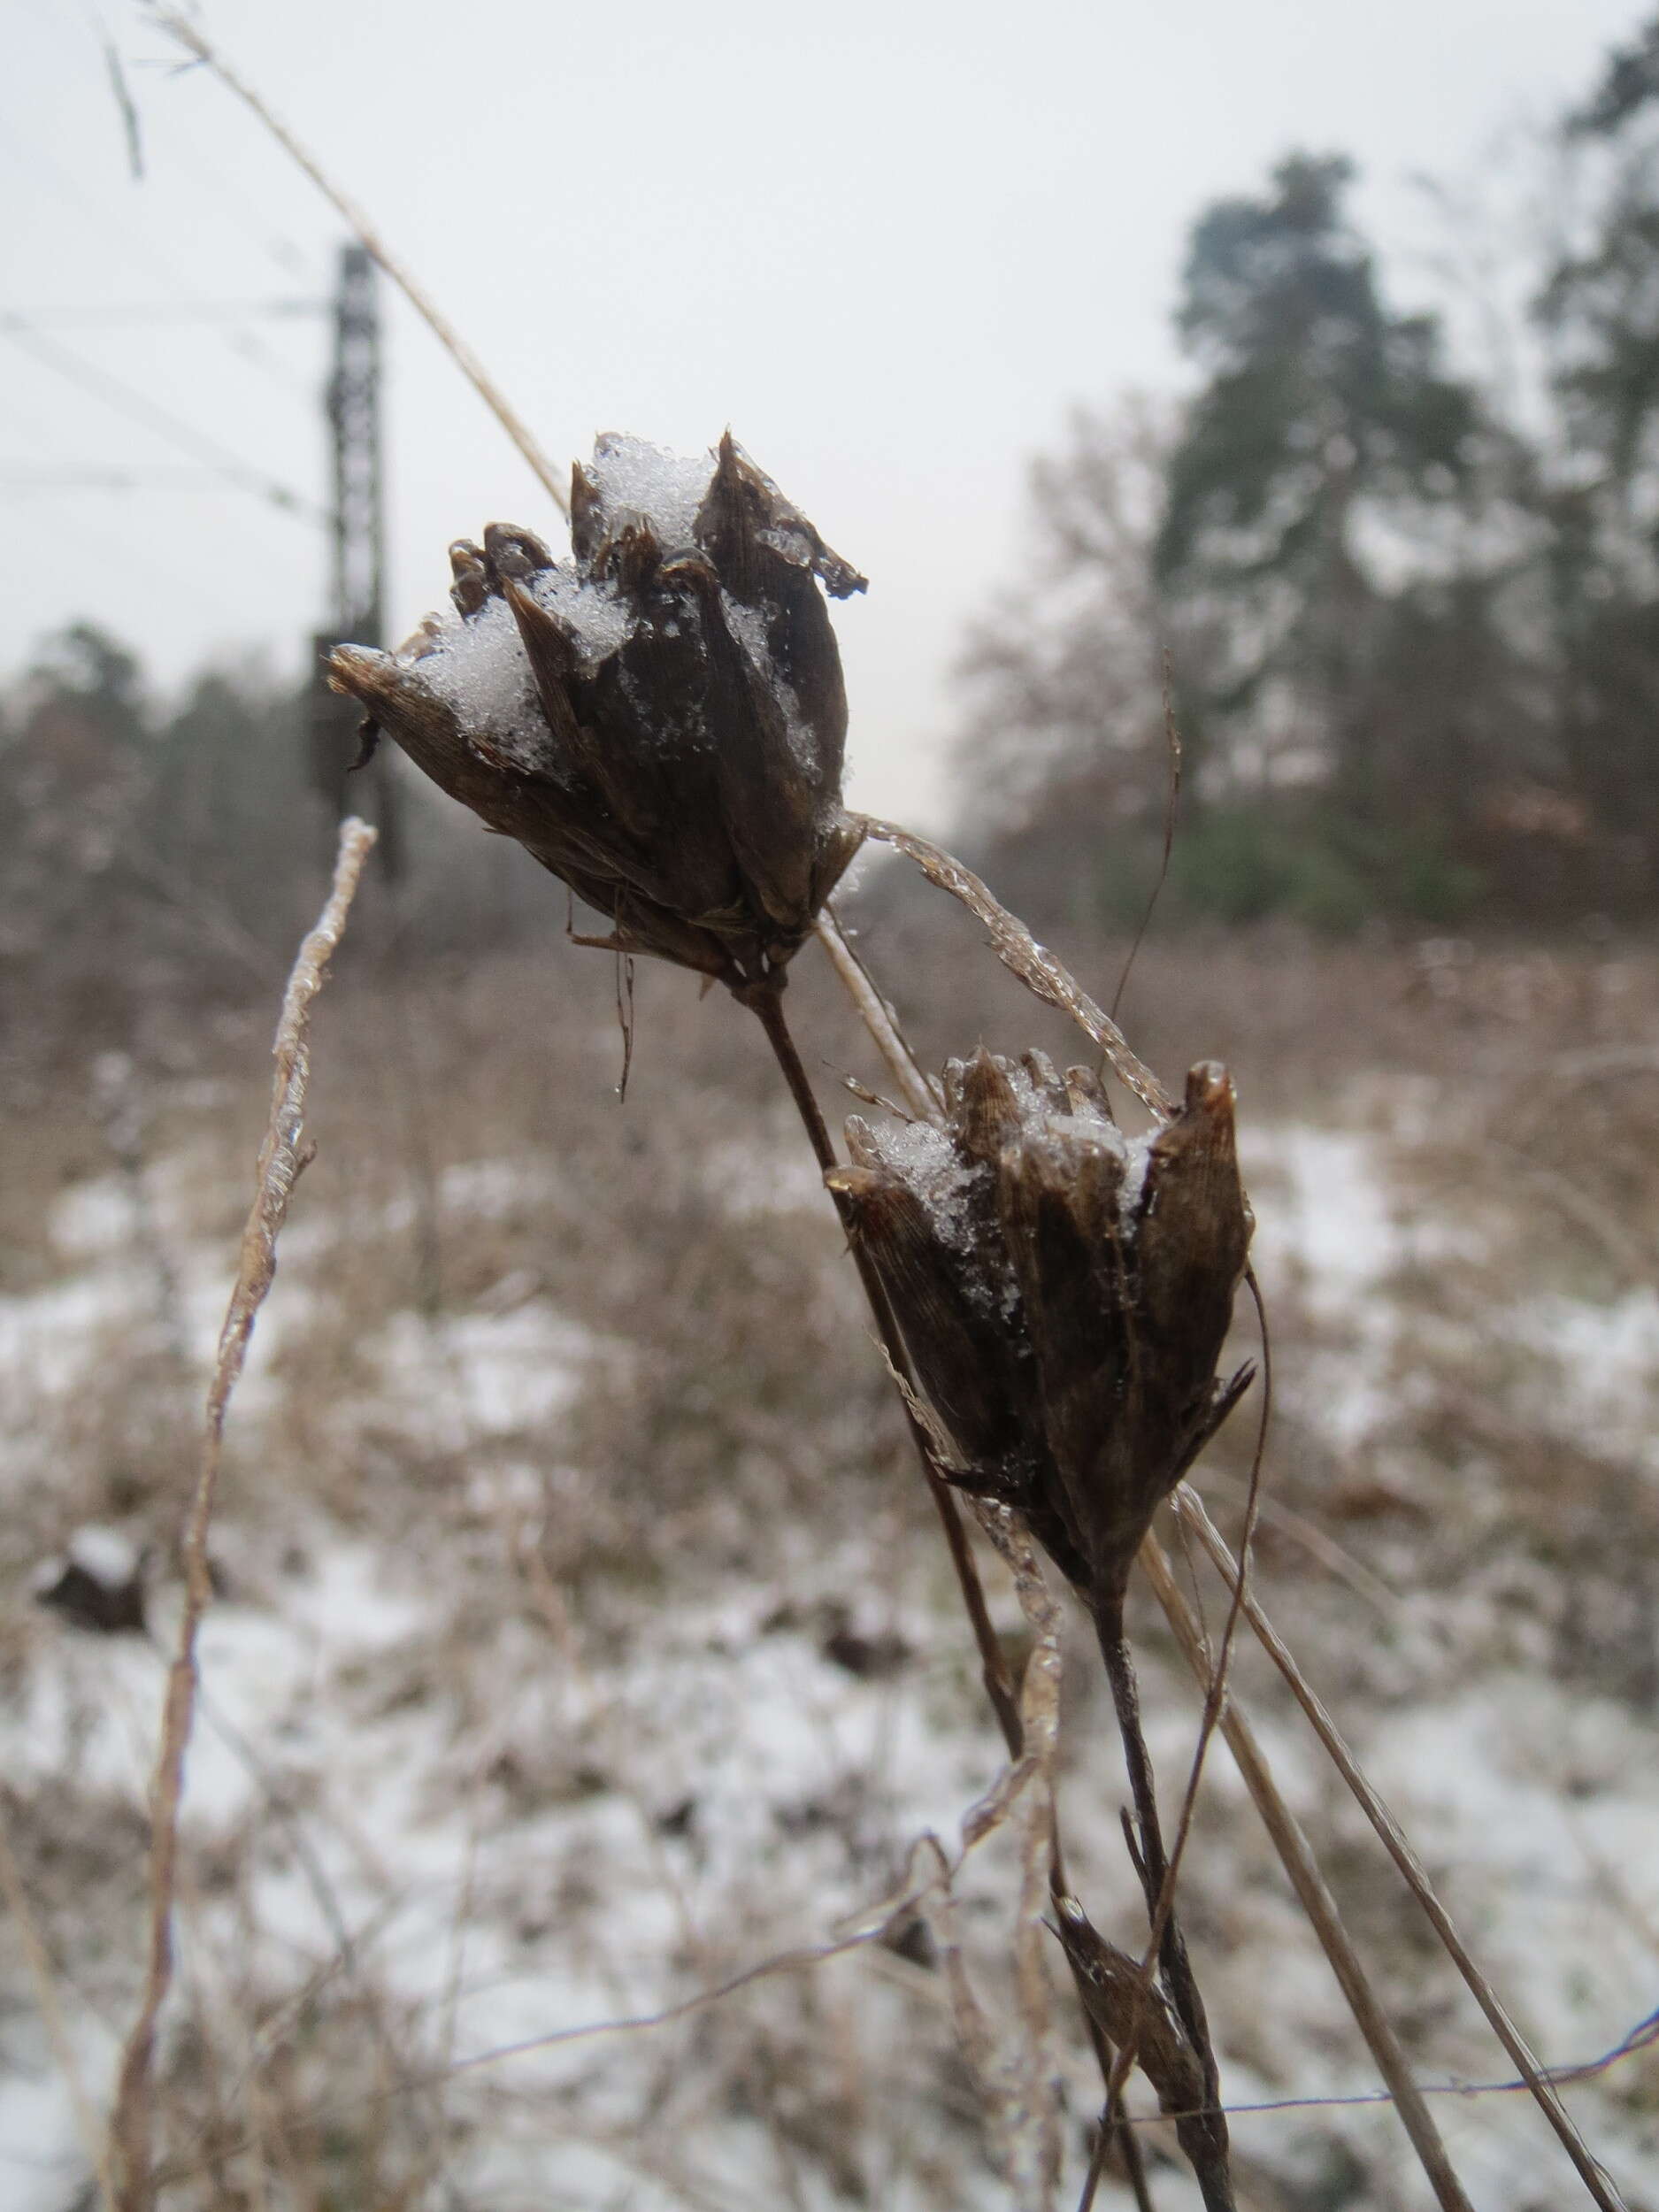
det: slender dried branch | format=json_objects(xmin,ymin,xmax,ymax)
[
  {"xmin": 1091, "ymin": 1265, "xmax": 1271, "ymax": 2200},
  {"xmin": 936, "ymin": 1502, "xmax": 1064, "ymax": 2210},
  {"xmin": 1171, "ymin": 1486, "xmax": 1630, "ymax": 2212},
  {"xmin": 746, "ymin": 979, "xmax": 1024, "ymax": 1749},
  {"xmin": 146, "ymin": 11, "xmax": 570, "ymax": 517},
  {"xmin": 1138, "ymin": 1533, "xmax": 1477, "ymax": 2212},
  {"xmin": 752, "ymin": 981, "xmax": 1165, "ymax": 2195},
  {"xmin": 814, "ymin": 898, "xmax": 1205, "ymax": 2202},
  {"xmin": 108, "ymin": 819, "xmax": 377, "ymax": 2212},
  {"xmin": 813, "ymin": 907, "xmax": 941, "ymax": 1122},
  {"xmin": 0, "ymin": 1803, "xmax": 116, "ymax": 2212},
  {"xmin": 1090, "ymin": 1604, "xmax": 1233, "ymax": 2212},
  {"xmin": 859, "ymin": 818, "xmax": 1171, "ymax": 1118}
]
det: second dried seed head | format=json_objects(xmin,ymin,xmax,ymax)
[{"xmin": 831, "ymin": 1051, "xmax": 1254, "ymax": 1607}]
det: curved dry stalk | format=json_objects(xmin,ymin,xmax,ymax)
[
  {"xmin": 1138, "ymin": 1534, "xmax": 1477, "ymax": 2212},
  {"xmin": 945, "ymin": 1502, "xmax": 1065, "ymax": 2208},
  {"xmin": 745, "ymin": 979, "xmax": 1023, "ymax": 1747},
  {"xmin": 147, "ymin": 10, "xmax": 570, "ymax": 518},
  {"xmin": 858, "ymin": 818, "xmax": 1171, "ymax": 1119},
  {"xmin": 109, "ymin": 819, "xmax": 377, "ymax": 2212},
  {"xmin": 1092, "ymin": 1603, "xmax": 1234, "ymax": 2212},
  {"xmin": 1092, "ymin": 1268, "xmax": 1271, "ymax": 2187},
  {"xmin": 0, "ymin": 1807, "xmax": 116, "ymax": 2212},
  {"xmin": 751, "ymin": 979, "xmax": 1165, "ymax": 2200},
  {"xmin": 812, "ymin": 908, "xmax": 941, "ymax": 1123},
  {"xmin": 1171, "ymin": 1486, "xmax": 1629, "ymax": 2212}
]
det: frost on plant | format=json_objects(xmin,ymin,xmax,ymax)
[{"xmin": 329, "ymin": 433, "xmax": 868, "ymax": 986}]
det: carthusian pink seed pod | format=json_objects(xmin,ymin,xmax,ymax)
[
  {"xmin": 329, "ymin": 432, "xmax": 866, "ymax": 990},
  {"xmin": 832, "ymin": 1051, "xmax": 1254, "ymax": 1606}
]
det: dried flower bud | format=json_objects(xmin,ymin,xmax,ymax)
[
  {"xmin": 831, "ymin": 1052, "xmax": 1253, "ymax": 1608},
  {"xmin": 328, "ymin": 433, "xmax": 867, "ymax": 987}
]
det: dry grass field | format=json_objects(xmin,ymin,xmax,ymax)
[{"xmin": 3, "ymin": 895, "xmax": 1657, "ymax": 2210}]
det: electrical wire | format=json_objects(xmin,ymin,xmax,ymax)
[
  {"xmin": 142, "ymin": 101, "xmax": 318, "ymax": 281},
  {"xmin": 0, "ymin": 465, "xmax": 244, "ymax": 490},
  {"xmin": 0, "ymin": 119, "xmax": 314, "ymax": 403},
  {"xmin": 0, "ymin": 302, "xmax": 324, "ymax": 326},
  {"xmin": 1, "ymin": 318, "xmax": 327, "ymax": 526}
]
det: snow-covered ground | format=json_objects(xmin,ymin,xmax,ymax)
[{"xmin": 2, "ymin": 1076, "xmax": 1656, "ymax": 2210}]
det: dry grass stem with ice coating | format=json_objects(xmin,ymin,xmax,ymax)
[{"xmin": 108, "ymin": 819, "xmax": 377, "ymax": 2212}]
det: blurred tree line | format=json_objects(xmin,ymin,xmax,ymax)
[
  {"xmin": 4, "ymin": 14, "xmax": 1655, "ymax": 1080},
  {"xmin": 0, "ymin": 624, "xmax": 548, "ymax": 1080},
  {"xmin": 957, "ymin": 13, "xmax": 1659, "ymax": 931}
]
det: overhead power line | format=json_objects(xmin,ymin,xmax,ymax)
[
  {"xmin": 1, "ymin": 301, "xmax": 326, "ymax": 326},
  {"xmin": 143, "ymin": 104, "xmax": 317, "ymax": 281},
  {"xmin": 0, "ymin": 119, "xmax": 314, "ymax": 403},
  {"xmin": 0, "ymin": 465, "xmax": 243, "ymax": 490},
  {"xmin": 1, "ymin": 318, "xmax": 327, "ymax": 526}
]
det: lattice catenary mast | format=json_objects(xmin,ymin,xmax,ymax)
[{"xmin": 311, "ymin": 242, "xmax": 400, "ymax": 874}]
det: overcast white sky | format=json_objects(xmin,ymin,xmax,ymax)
[{"xmin": 0, "ymin": 0, "xmax": 1644, "ymax": 826}]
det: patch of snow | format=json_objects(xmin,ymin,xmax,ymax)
[
  {"xmin": 438, "ymin": 1156, "xmax": 565, "ymax": 1220},
  {"xmin": 873, "ymin": 1117, "xmax": 981, "ymax": 1250},
  {"xmin": 704, "ymin": 1135, "xmax": 827, "ymax": 1217},
  {"xmin": 1504, "ymin": 1284, "xmax": 1659, "ymax": 1470},
  {"xmin": 409, "ymin": 595, "xmax": 544, "ymax": 758},
  {"xmin": 529, "ymin": 563, "xmax": 636, "ymax": 668},
  {"xmin": 63, "ymin": 1524, "xmax": 141, "ymax": 1584},
  {"xmin": 50, "ymin": 1174, "xmax": 132, "ymax": 1258},
  {"xmin": 368, "ymin": 1303, "xmax": 591, "ymax": 1445},
  {"xmin": 1246, "ymin": 1125, "xmax": 1403, "ymax": 1292},
  {"xmin": 586, "ymin": 434, "xmax": 716, "ymax": 549}
]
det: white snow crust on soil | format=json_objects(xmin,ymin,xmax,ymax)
[{"xmin": 3, "ymin": 1086, "xmax": 1658, "ymax": 2208}]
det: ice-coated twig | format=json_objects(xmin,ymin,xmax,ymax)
[
  {"xmin": 955, "ymin": 1502, "xmax": 1065, "ymax": 2210},
  {"xmin": 859, "ymin": 818, "xmax": 1172, "ymax": 1119},
  {"xmin": 108, "ymin": 818, "xmax": 377, "ymax": 2212},
  {"xmin": 0, "ymin": 1807, "xmax": 116, "ymax": 2212},
  {"xmin": 813, "ymin": 906, "xmax": 941, "ymax": 1123}
]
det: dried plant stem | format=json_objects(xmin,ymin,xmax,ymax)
[
  {"xmin": 746, "ymin": 979, "xmax": 1020, "ymax": 1744},
  {"xmin": 805, "ymin": 918, "xmax": 1179, "ymax": 2200},
  {"xmin": 809, "ymin": 915, "xmax": 1237, "ymax": 2200},
  {"xmin": 812, "ymin": 909, "xmax": 941, "ymax": 1123},
  {"xmin": 0, "ymin": 1805, "xmax": 117, "ymax": 2212},
  {"xmin": 1094, "ymin": 1603, "xmax": 1233, "ymax": 2212},
  {"xmin": 1171, "ymin": 1488, "xmax": 1628, "ymax": 2212},
  {"xmin": 749, "ymin": 979, "xmax": 1163, "ymax": 2200},
  {"xmin": 148, "ymin": 12, "xmax": 569, "ymax": 518},
  {"xmin": 108, "ymin": 819, "xmax": 377, "ymax": 2212},
  {"xmin": 1137, "ymin": 1533, "xmax": 1477, "ymax": 2212},
  {"xmin": 859, "ymin": 818, "xmax": 1171, "ymax": 1120}
]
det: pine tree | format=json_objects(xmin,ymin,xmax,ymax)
[
  {"xmin": 1155, "ymin": 153, "xmax": 1496, "ymax": 826},
  {"xmin": 1535, "ymin": 11, "xmax": 1659, "ymax": 896}
]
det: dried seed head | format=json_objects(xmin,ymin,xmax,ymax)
[
  {"xmin": 834, "ymin": 1054, "xmax": 1253, "ymax": 1608},
  {"xmin": 329, "ymin": 432, "xmax": 867, "ymax": 987}
]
